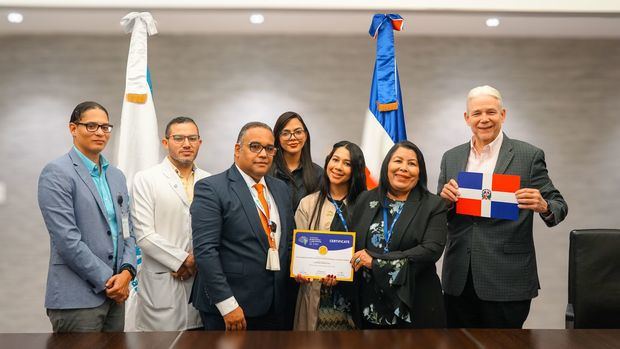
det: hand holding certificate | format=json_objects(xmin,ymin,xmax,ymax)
[{"xmin": 290, "ymin": 230, "xmax": 356, "ymax": 282}]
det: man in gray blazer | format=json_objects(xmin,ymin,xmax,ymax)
[
  {"xmin": 438, "ymin": 86, "xmax": 567, "ymax": 328},
  {"xmin": 38, "ymin": 101, "xmax": 137, "ymax": 332}
]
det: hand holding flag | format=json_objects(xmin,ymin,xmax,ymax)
[
  {"xmin": 440, "ymin": 178, "xmax": 460, "ymax": 203},
  {"xmin": 442, "ymin": 172, "xmax": 549, "ymax": 218},
  {"xmin": 515, "ymin": 188, "xmax": 549, "ymax": 213},
  {"xmin": 455, "ymin": 172, "xmax": 521, "ymax": 221}
]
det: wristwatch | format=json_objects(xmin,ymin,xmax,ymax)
[{"xmin": 119, "ymin": 264, "xmax": 136, "ymax": 280}]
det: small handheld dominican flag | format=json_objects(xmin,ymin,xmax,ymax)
[{"xmin": 456, "ymin": 172, "xmax": 521, "ymax": 221}]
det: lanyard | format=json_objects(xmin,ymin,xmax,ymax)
[
  {"xmin": 251, "ymin": 188, "xmax": 271, "ymax": 221},
  {"xmin": 327, "ymin": 194, "xmax": 348, "ymax": 232},
  {"xmin": 250, "ymin": 186, "xmax": 276, "ymax": 244},
  {"xmin": 382, "ymin": 200, "xmax": 404, "ymax": 253}
]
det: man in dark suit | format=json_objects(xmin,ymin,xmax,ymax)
[
  {"xmin": 438, "ymin": 85, "xmax": 568, "ymax": 328},
  {"xmin": 190, "ymin": 121, "xmax": 295, "ymax": 331}
]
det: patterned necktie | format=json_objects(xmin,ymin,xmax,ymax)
[{"xmin": 253, "ymin": 183, "xmax": 275, "ymax": 249}]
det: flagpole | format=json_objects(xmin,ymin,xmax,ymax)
[{"xmin": 115, "ymin": 12, "xmax": 161, "ymax": 331}]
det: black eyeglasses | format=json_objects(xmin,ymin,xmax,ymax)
[
  {"xmin": 168, "ymin": 135, "xmax": 200, "ymax": 144},
  {"xmin": 280, "ymin": 128, "xmax": 305, "ymax": 140},
  {"xmin": 74, "ymin": 122, "xmax": 113, "ymax": 133},
  {"xmin": 245, "ymin": 142, "xmax": 277, "ymax": 156}
]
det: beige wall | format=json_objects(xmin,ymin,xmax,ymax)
[{"xmin": 0, "ymin": 34, "xmax": 619, "ymax": 332}]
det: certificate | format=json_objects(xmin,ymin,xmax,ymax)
[{"xmin": 290, "ymin": 229, "xmax": 356, "ymax": 282}]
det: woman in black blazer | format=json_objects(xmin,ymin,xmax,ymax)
[{"xmin": 348, "ymin": 140, "xmax": 448, "ymax": 329}]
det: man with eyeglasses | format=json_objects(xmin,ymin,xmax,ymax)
[
  {"xmin": 38, "ymin": 101, "xmax": 137, "ymax": 332},
  {"xmin": 130, "ymin": 117, "xmax": 210, "ymax": 331},
  {"xmin": 190, "ymin": 121, "xmax": 295, "ymax": 331}
]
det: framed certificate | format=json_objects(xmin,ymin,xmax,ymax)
[{"xmin": 290, "ymin": 229, "xmax": 356, "ymax": 282}]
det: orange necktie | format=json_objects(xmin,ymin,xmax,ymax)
[{"xmin": 253, "ymin": 183, "xmax": 276, "ymax": 249}]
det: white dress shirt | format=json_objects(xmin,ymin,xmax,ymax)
[{"xmin": 466, "ymin": 132, "xmax": 504, "ymax": 173}]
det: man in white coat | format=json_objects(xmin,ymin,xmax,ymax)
[{"xmin": 131, "ymin": 117, "xmax": 210, "ymax": 330}]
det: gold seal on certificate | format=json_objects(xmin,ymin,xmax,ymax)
[{"xmin": 290, "ymin": 229, "xmax": 356, "ymax": 282}]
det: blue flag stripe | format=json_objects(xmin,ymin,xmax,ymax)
[
  {"xmin": 491, "ymin": 202, "xmax": 519, "ymax": 220},
  {"xmin": 458, "ymin": 172, "xmax": 483, "ymax": 189},
  {"xmin": 146, "ymin": 67, "xmax": 153, "ymax": 94}
]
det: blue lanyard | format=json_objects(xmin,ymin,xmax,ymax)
[
  {"xmin": 382, "ymin": 201, "xmax": 404, "ymax": 253},
  {"xmin": 327, "ymin": 194, "xmax": 348, "ymax": 232}
]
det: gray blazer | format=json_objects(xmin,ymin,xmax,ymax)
[
  {"xmin": 38, "ymin": 148, "xmax": 136, "ymax": 309},
  {"xmin": 437, "ymin": 134, "xmax": 567, "ymax": 302}
]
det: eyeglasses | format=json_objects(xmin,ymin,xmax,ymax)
[
  {"xmin": 168, "ymin": 135, "xmax": 200, "ymax": 144},
  {"xmin": 75, "ymin": 122, "xmax": 113, "ymax": 133},
  {"xmin": 245, "ymin": 142, "xmax": 277, "ymax": 156},
  {"xmin": 280, "ymin": 128, "xmax": 305, "ymax": 140}
]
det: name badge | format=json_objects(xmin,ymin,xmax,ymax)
[
  {"xmin": 117, "ymin": 193, "xmax": 131, "ymax": 239},
  {"xmin": 266, "ymin": 248, "xmax": 280, "ymax": 271},
  {"xmin": 122, "ymin": 213, "xmax": 130, "ymax": 239}
]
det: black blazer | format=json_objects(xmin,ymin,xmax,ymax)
[
  {"xmin": 348, "ymin": 187, "xmax": 448, "ymax": 328},
  {"xmin": 190, "ymin": 165, "xmax": 295, "ymax": 318}
]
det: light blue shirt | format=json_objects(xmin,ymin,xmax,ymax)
[{"xmin": 74, "ymin": 146, "xmax": 119, "ymax": 267}]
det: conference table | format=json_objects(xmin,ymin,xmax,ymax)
[{"xmin": 1, "ymin": 329, "xmax": 619, "ymax": 349}]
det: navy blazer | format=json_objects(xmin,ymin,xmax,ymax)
[
  {"xmin": 38, "ymin": 148, "xmax": 136, "ymax": 309},
  {"xmin": 190, "ymin": 165, "xmax": 295, "ymax": 318}
]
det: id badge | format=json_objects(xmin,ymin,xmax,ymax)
[
  {"xmin": 121, "ymin": 213, "xmax": 130, "ymax": 239},
  {"xmin": 266, "ymin": 248, "xmax": 280, "ymax": 271}
]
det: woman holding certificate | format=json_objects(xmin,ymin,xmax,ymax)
[
  {"xmin": 349, "ymin": 141, "xmax": 448, "ymax": 329},
  {"xmin": 293, "ymin": 141, "xmax": 367, "ymax": 330}
]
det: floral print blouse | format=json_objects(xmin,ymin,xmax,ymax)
[{"xmin": 361, "ymin": 199, "xmax": 412, "ymax": 325}]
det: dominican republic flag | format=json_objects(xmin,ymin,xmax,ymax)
[
  {"xmin": 456, "ymin": 172, "xmax": 521, "ymax": 221},
  {"xmin": 360, "ymin": 14, "xmax": 407, "ymax": 188},
  {"xmin": 115, "ymin": 12, "xmax": 160, "ymax": 331}
]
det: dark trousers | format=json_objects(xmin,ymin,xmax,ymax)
[
  {"xmin": 445, "ymin": 268, "xmax": 531, "ymax": 329},
  {"xmin": 200, "ymin": 305, "xmax": 284, "ymax": 331},
  {"xmin": 47, "ymin": 299, "xmax": 124, "ymax": 332}
]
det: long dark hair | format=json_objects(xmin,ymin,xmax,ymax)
[
  {"xmin": 308, "ymin": 141, "xmax": 367, "ymax": 230},
  {"xmin": 272, "ymin": 111, "xmax": 319, "ymax": 194},
  {"xmin": 378, "ymin": 140, "xmax": 429, "ymax": 201}
]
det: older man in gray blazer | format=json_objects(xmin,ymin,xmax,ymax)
[
  {"xmin": 438, "ymin": 86, "xmax": 567, "ymax": 329},
  {"xmin": 38, "ymin": 101, "xmax": 136, "ymax": 332}
]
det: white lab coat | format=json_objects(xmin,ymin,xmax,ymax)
[{"xmin": 131, "ymin": 157, "xmax": 210, "ymax": 331}]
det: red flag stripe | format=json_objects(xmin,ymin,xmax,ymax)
[
  {"xmin": 365, "ymin": 167, "xmax": 378, "ymax": 189},
  {"xmin": 456, "ymin": 198, "xmax": 481, "ymax": 217},
  {"xmin": 491, "ymin": 173, "xmax": 520, "ymax": 192}
]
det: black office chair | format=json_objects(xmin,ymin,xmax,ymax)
[{"xmin": 566, "ymin": 229, "xmax": 620, "ymax": 329}]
